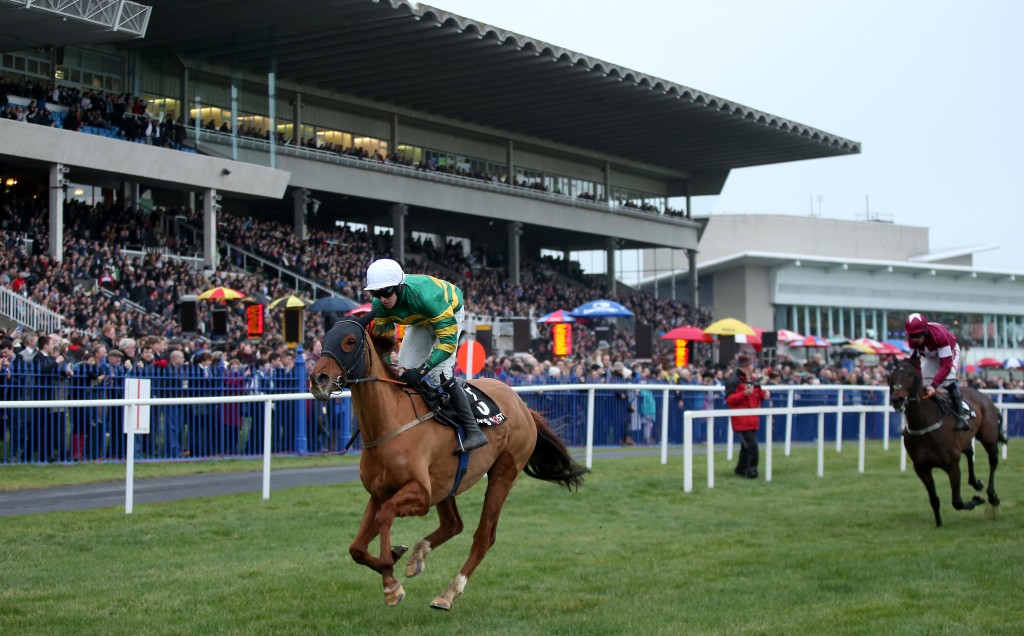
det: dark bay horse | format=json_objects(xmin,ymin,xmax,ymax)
[
  {"xmin": 889, "ymin": 360, "xmax": 1007, "ymax": 527},
  {"xmin": 307, "ymin": 317, "xmax": 588, "ymax": 610}
]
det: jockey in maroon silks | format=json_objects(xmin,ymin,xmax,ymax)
[{"xmin": 905, "ymin": 312, "xmax": 970, "ymax": 430}]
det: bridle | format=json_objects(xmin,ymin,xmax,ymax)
[
  {"xmin": 312, "ymin": 319, "xmax": 409, "ymax": 394},
  {"xmin": 891, "ymin": 364, "xmax": 944, "ymax": 435},
  {"xmin": 314, "ymin": 319, "xmax": 374, "ymax": 393}
]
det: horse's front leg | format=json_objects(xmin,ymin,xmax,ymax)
[
  {"xmin": 913, "ymin": 463, "xmax": 943, "ymax": 527},
  {"xmin": 374, "ymin": 480, "xmax": 431, "ymax": 606},
  {"xmin": 349, "ymin": 498, "xmax": 410, "ymax": 576}
]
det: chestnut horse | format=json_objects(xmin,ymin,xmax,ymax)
[
  {"xmin": 889, "ymin": 360, "xmax": 1007, "ymax": 527},
  {"xmin": 308, "ymin": 317, "xmax": 588, "ymax": 610}
]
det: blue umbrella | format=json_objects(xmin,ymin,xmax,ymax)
[
  {"xmin": 536, "ymin": 309, "xmax": 576, "ymax": 323},
  {"xmin": 306, "ymin": 295, "xmax": 360, "ymax": 313},
  {"xmin": 883, "ymin": 338, "xmax": 911, "ymax": 354},
  {"xmin": 569, "ymin": 299, "xmax": 634, "ymax": 318}
]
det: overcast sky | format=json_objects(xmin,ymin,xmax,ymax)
[{"xmin": 430, "ymin": 0, "xmax": 1023, "ymax": 273}]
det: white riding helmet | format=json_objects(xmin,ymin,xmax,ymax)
[{"xmin": 364, "ymin": 258, "xmax": 406, "ymax": 290}]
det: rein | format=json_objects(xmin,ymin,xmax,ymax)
[{"xmin": 893, "ymin": 367, "xmax": 945, "ymax": 436}]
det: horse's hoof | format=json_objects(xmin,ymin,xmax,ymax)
[
  {"xmin": 384, "ymin": 582, "xmax": 405, "ymax": 607},
  {"xmin": 430, "ymin": 598, "xmax": 452, "ymax": 611},
  {"xmin": 971, "ymin": 496, "xmax": 986, "ymax": 507},
  {"xmin": 972, "ymin": 480, "xmax": 984, "ymax": 492},
  {"xmin": 392, "ymin": 545, "xmax": 409, "ymax": 559},
  {"xmin": 405, "ymin": 558, "xmax": 425, "ymax": 578},
  {"xmin": 989, "ymin": 495, "xmax": 1001, "ymax": 507}
]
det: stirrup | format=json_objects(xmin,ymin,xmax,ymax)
[
  {"xmin": 955, "ymin": 416, "xmax": 971, "ymax": 431},
  {"xmin": 455, "ymin": 430, "xmax": 488, "ymax": 455}
]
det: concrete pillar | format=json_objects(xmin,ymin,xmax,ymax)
[
  {"xmin": 230, "ymin": 82, "xmax": 238, "ymax": 161},
  {"xmin": 390, "ymin": 203, "xmax": 408, "ymax": 263},
  {"xmin": 685, "ymin": 193, "xmax": 692, "ymax": 219},
  {"xmin": 180, "ymin": 68, "xmax": 189, "ymax": 122},
  {"xmin": 48, "ymin": 163, "xmax": 66, "ymax": 263},
  {"xmin": 390, "ymin": 113, "xmax": 398, "ymax": 157},
  {"xmin": 604, "ymin": 161, "xmax": 612, "ymax": 205},
  {"xmin": 605, "ymin": 237, "xmax": 617, "ymax": 294},
  {"xmin": 203, "ymin": 188, "xmax": 219, "ymax": 269},
  {"xmin": 268, "ymin": 68, "xmax": 276, "ymax": 168},
  {"xmin": 508, "ymin": 222, "xmax": 522, "ymax": 285},
  {"xmin": 292, "ymin": 92, "xmax": 302, "ymax": 145},
  {"xmin": 688, "ymin": 248, "xmax": 699, "ymax": 309},
  {"xmin": 122, "ymin": 181, "xmax": 139, "ymax": 211},
  {"xmin": 293, "ymin": 189, "xmax": 308, "ymax": 241},
  {"xmin": 506, "ymin": 140, "xmax": 515, "ymax": 185}
]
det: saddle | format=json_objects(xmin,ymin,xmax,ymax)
[{"xmin": 419, "ymin": 378, "xmax": 508, "ymax": 430}]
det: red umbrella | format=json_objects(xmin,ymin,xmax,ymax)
[
  {"xmin": 345, "ymin": 303, "xmax": 373, "ymax": 316},
  {"xmin": 660, "ymin": 326, "xmax": 712, "ymax": 342},
  {"xmin": 735, "ymin": 327, "xmax": 763, "ymax": 350},
  {"xmin": 776, "ymin": 329, "xmax": 804, "ymax": 343},
  {"xmin": 791, "ymin": 335, "xmax": 830, "ymax": 348},
  {"xmin": 976, "ymin": 357, "xmax": 1003, "ymax": 368},
  {"xmin": 536, "ymin": 309, "xmax": 577, "ymax": 324},
  {"xmin": 875, "ymin": 342, "xmax": 905, "ymax": 356},
  {"xmin": 853, "ymin": 337, "xmax": 885, "ymax": 353}
]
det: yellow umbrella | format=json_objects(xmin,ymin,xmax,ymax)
[
  {"xmin": 268, "ymin": 294, "xmax": 308, "ymax": 310},
  {"xmin": 703, "ymin": 317, "xmax": 756, "ymax": 337},
  {"xmin": 842, "ymin": 342, "xmax": 877, "ymax": 354},
  {"xmin": 197, "ymin": 286, "xmax": 245, "ymax": 301}
]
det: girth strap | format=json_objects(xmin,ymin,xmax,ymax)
[
  {"xmin": 902, "ymin": 418, "xmax": 944, "ymax": 436},
  {"xmin": 362, "ymin": 411, "xmax": 436, "ymax": 449}
]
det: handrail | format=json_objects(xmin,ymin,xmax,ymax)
[
  {"xmin": 196, "ymin": 225, "xmax": 337, "ymax": 299},
  {"xmin": 0, "ymin": 285, "xmax": 64, "ymax": 333}
]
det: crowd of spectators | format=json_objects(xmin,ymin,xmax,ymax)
[
  {"xmin": 3, "ymin": 191, "xmax": 1023, "ymax": 464},
  {"xmin": 5, "ymin": 196, "xmax": 1023, "ymax": 399},
  {"xmin": 1, "ymin": 75, "xmax": 192, "ymax": 150}
]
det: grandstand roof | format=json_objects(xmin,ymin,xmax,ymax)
[
  {"xmin": 124, "ymin": 0, "xmax": 860, "ymax": 181},
  {"xmin": 0, "ymin": 0, "xmax": 152, "ymax": 52}
]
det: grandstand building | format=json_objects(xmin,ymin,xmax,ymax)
[
  {"xmin": 15, "ymin": 1, "xmax": 1019, "ymax": 363},
  {"xmin": 639, "ymin": 214, "xmax": 1024, "ymax": 363}
]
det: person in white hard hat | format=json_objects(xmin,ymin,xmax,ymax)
[{"xmin": 364, "ymin": 258, "xmax": 488, "ymax": 453}]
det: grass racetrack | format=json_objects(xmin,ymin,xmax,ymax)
[{"xmin": 1, "ymin": 442, "xmax": 1022, "ymax": 635}]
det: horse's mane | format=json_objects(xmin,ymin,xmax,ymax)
[{"xmin": 368, "ymin": 330, "xmax": 399, "ymax": 380}]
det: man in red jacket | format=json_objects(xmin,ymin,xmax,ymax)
[
  {"xmin": 905, "ymin": 312, "xmax": 970, "ymax": 431},
  {"xmin": 725, "ymin": 354, "xmax": 771, "ymax": 479}
]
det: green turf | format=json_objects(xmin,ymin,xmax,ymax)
[{"xmin": 1, "ymin": 444, "xmax": 1021, "ymax": 635}]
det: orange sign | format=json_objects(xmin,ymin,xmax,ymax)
[
  {"xmin": 552, "ymin": 323, "xmax": 572, "ymax": 356},
  {"xmin": 456, "ymin": 340, "xmax": 486, "ymax": 375},
  {"xmin": 674, "ymin": 339, "xmax": 689, "ymax": 368},
  {"xmin": 246, "ymin": 304, "xmax": 264, "ymax": 339}
]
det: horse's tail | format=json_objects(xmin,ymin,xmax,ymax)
[{"xmin": 524, "ymin": 409, "xmax": 589, "ymax": 491}]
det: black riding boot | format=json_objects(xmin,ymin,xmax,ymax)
[
  {"xmin": 443, "ymin": 377, "xmax": 489, "ymax": 454},
  {"xmin": 947, "ymin": 383, "xmax": 971, "ymax": 431}
]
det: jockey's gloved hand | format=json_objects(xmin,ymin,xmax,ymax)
[{"xmin": 400, "ymin": 365, "xmax": 430, "ymax": 388}]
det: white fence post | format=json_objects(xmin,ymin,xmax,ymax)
[
  {"xmin": 817, "ymin": 412, "xmax": 825, "ymax": 477},
  {"xmin": 262, "ymin": 399, "xmax": 273, "ymax": 500},
  {"xmin": 585, "ymin": 388, "xmax": 595, "ymax": 469},
  {"xmin": 659, "ymin": 388, "xmax": 670, "ymax": 465}
]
